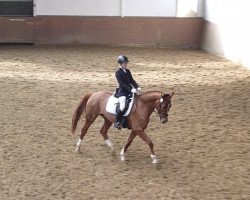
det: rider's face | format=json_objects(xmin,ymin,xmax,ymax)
[{"xmin": 121, "ymin": 62, "xmax": 128, "ymax": 68}]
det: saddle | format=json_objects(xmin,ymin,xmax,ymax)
[{"xmin": 106, "ymin": 93, "xmax": 134, "ymax": 116}]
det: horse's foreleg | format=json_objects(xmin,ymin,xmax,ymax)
[
  {"xmin": 100, "ymin": 118, "xmax": 113, "ymax": 151},
  {"xmin": 120, "ymin": 130, "xmax": 137, "ymax": 161},
  {"xmin": 137, "ymin": 130, "xmax": 158, "ymax": 164},
  {"xmin": 75, "ymin": 115, "xmax": 97, "ymax": 153}
]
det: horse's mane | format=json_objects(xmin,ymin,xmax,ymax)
[{"xmin": 140, "ymin": 90, "xmax": 164, "ymax": 97}]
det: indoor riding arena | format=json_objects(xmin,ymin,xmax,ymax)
[{"xmin": 1, "ymin": 1, "xmax": 250, "ymax": 200}]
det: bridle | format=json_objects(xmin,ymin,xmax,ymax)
[{"xmin": 154, "ymin": 94, "xmax": 172, "ymax": 120}]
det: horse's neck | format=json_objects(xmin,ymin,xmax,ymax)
[
  {"xmin": 140, "ymin": 91, "xmax": 163, "ymax": 101},
  {"xmin": 139, "ymin": 91, "xmax": 163, "ymax": 112}
]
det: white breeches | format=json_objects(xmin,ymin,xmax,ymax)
[{"xmin": 118, "ymin": 96, "xmax": 126, "ymax": 111}]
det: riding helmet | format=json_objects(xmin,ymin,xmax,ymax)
[{"xmin": 117, "ymin": 55, "xmax": 129, "ymax": 64}]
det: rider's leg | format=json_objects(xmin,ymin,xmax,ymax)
[
  {"xmin": 114, "ymin": 96, "xmax": 126, "ymax": 128},
  {"xmin": 119, "ymin": 96, "xmax": 126, "ymax": 112}
]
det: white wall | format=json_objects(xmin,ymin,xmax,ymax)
[
  {"xmin": 34, "ymin": 0, "xmax": 177, "ymax": 17},
  {"xmin": 122, "ymin": 0, "xmax": 176, "ymax": 17},
  {"xmin": 202, "ymin": 0, "xmax": 250, "ymax": 69},
  {"xmin": 34, "ymin": 0, "xmax": 121, "ymax": 16},
  {"xmin": 177, "ymin": 0, "xmax": 204, "ymax": 17},
  {"xmin": 34, "ymin": 0, "xmax": 207, "ymax": 18}
]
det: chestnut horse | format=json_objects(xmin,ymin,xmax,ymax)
[{"xmin": 71, "ymin": 90, "xmax": 174, "ymax": 163}]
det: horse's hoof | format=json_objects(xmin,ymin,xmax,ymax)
[
  {"xmin": 152, "ymin": 159, "xmax": 159, "ymax": 164},
  {"xmin": 110, "ymin": 149, "xmax": 116, "ymax": 157},
  {"xmin": 110, "ymin": 146, "xmax": 114, "ymax": 152},
  {"xmin": 120, "ymin": 155, "xmax": 125, "ymax": 161},
  {"xmin": 75, "ymin": 147, "xmax": 81, "ymax": 153},
  {"xmin": 151, "ymin": 154, "xmax": 158, "ymax": 164}
]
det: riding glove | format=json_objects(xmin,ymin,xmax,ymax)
[{"xmin": 131, "ymin": 88, "xmax": 137, "ymax": 93}]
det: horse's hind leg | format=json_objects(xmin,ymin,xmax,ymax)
[
  {"xmin": 75, "ymin": 115, "xmax": 97, "ymax": 153},
  {"xmin": 100, "ymin": 117, "xmax": 113, "ymax": 151},
  {"xmin": 120, "ymin": 130, "xmax": 137, "ymax": 161}
]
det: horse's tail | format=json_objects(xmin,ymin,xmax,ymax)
[{"xmin": 71, "ymin": 93, "xmax": 92, "ymax": 134}]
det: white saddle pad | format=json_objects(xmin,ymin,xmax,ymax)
[{"xmin": 106, "ymin": 94, "xmax": 134, "ymax": 116}]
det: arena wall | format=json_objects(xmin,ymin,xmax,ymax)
[
  {"xmin": 0, "ymin": 16, "xmax": 34, "ymax": 43},
  {"xmin": 202, "ymin": 0, "xmax": 250, "ymax": 69},
  {"xmin": 0, "ymin": 0, "xmax": 204, "ymax": 48},
  {"xmin": 33, "ymin": 16, "xmax": 203, "ymax": 47}
]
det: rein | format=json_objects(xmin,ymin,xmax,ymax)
[{"xmin": 154, "ymin": 100, "xmax": 165, "ymax": 118}]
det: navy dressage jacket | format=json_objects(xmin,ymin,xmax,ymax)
[{"xmin": 115, "ymin": 68, "xmax": 139, "ymax": 97}]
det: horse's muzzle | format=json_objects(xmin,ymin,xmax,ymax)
[{"xmin": 160, "ymin": 117, "xmax": 168, "ymax": 124}]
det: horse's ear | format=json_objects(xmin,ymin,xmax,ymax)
[{"xmin": 170, "ymin": 92, "xmax": 175, "ymax": 98}]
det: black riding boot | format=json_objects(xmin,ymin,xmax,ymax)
[{"xmin": 114, "ymin": 110, "xmax": 123, "ymax": 129}]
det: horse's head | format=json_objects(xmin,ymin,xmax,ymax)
[{"xmin": 157, "ymin": 92, "xmax": 174, "ymax": 124}]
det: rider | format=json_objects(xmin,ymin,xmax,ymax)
[{"xmin": 114, "ymin": 55, "xmax": 141, "ymax": 129}]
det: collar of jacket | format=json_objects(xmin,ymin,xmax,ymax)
[{"xmin": 119, "ymin": 66, "xmax": 126, "ymax": 73}]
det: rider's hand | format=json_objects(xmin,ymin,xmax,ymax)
[
  {"xmin": 137, "ymin": 87, "xmax": 142, "ymax": 94},
  {"xmin": 131, "ymin": 88, "xmax": 137, "ymax": 93}
]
